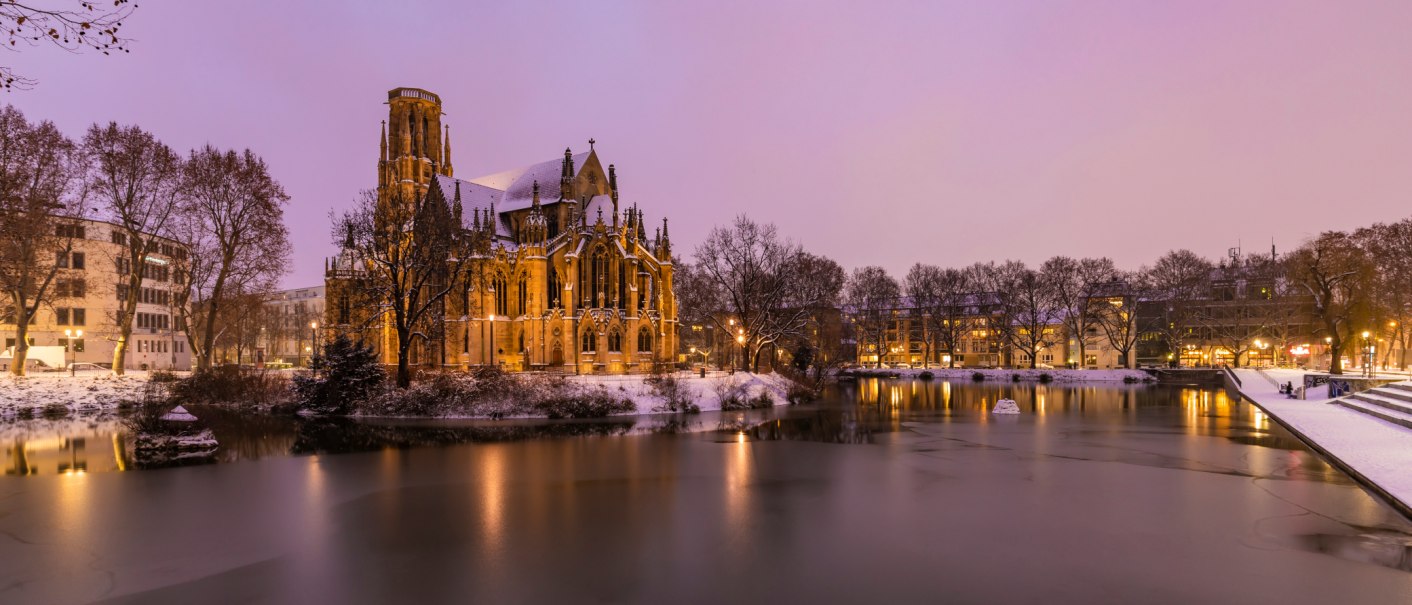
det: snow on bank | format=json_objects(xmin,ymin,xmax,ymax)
[
  {"xmin": 1232, "ymin": 368, "xmax": 1412, "ymax": 515},
  {"xmin": 852, "ymin": 368, "xmax": 1151, "ymax": 383},
  {"xmin": 570, "ymin": 371, "xmax": 795, "ymax": 415},
  {"xmin": 0, "ymin": 371, "xmax": 157, "ymax": 416}
]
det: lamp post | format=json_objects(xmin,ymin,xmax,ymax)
[
  {"xmin": 63, "ymin": 328, "xmax": 82, "ymax": 376},
  {"xmin": 736, "ymin": 333, "xmax": 746, "ymax": 373},
  {"xmin": 488, "ymin": 315, "xmax": 496, "ymax": 368},
  {"xmin": 1362, "ymin": 330, "xmax": 1372, "ymax": 378}
]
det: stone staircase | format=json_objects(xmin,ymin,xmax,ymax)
[{"xmin": 1335, "ymin": 382, "xmax": 1412, "ymax": 430}]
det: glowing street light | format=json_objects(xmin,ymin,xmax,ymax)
[{"xmin": 63, "ymin": 328, "xmax": 82, "ymax": 376}]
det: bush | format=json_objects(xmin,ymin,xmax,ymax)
[
  {"xmin": 1123, "ymin": 375, "xmax": 1139, "ymax": 384},
  {"xmin": 1011, "ymin": 373, "xmax": 1022, "ymax": 382},
  {"xmin": 646, "ymin": 372, "xmax": 700, "ymax": 413},
  {"xmin": 785, "ymin": 382, "xmax": 816, "ymax": 405},
  {"xmin": 293, "ymin": 335, "xmax": 385, "ymax": 415},
  {"xmin": 535, "ymin": 384, "xmax": 635, "ymax": 418},
  {"xmin": 1038, "ymin": 372, "xmax": 1053, "ymax": 383},
  {"xmin": 971, "ymin": 372, "xmax": 985, "ymax": 382},
  {"xmin": 149, "ymin": 370, "xmax": 181, "ymax": 383},
  {"xmin": 918, "ymin": 370, "xmax": 935, "ymax": 381},
  {"xmin": 170, "ymin": 366, "xmax": 291, "ymax": 407}
]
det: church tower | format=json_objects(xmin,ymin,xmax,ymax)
[{"xmin": 378, "ymin": 87, "xmax": 452, "ymax": 206}]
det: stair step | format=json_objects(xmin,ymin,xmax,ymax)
[
  {"xmin": 1335, "ymin": 398, "xmax": 1412, "ymax": 431},
  {"xmin": 1370, "ymin": 387, "xmax": 1412, "ymax": 404},
  {"xmin": 1384, "ymin": 382, "xmax": 1412, "ymax": 394},
  {"xmin": 1352, "ymin": 391, "xmax": 1412, "ymax": 415}
]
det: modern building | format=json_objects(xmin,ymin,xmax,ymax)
[
  {"xmin": 0, "ymin": 217, "xmax": 191, "ymax": 372},
  {"xmin": 325, "ymin": 87, "xmax": 677, "ymax": 374}
]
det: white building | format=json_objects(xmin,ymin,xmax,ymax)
[{"xmin": 0, "ymin": 218, "xmax": 191, "ymax": 372}]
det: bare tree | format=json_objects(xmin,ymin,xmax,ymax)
[
  {"xmin": 0, "ymin": 1, "xmax": 135, "ymax": 90},
  {"xmin": 1042, "ymin": 256, "xmax": 1116, "ymax": 368},
  {"xmin": 173, "ymin": 145, "xmax": 291, "ymax": 371},
  {"xmin": 968, "ymin": 261, "xmax": 1024, "ymax": 367},
  {"xmin": 1356, "ymin": 219, "xmax": 1412, "ymax": 370},
  {"xmin": 904, "ymin": 264, "xmax": 942, "ymax": 369},
  {"xmin": 692, "ymin": 215, "xmax": 835, "ymax": 372},
  {"xmin": 845, "ymin": 266, "xmax": 899, "ymax": 369},
  {"xmin": 1009, "ymin": 265, "xmax": 1062, "ymax": 369},
  {"xmin": 0, "ymin": 105, "xmax": 84, "ymax": 375},
  {"xmin": 334, "ymin": 188, "xmax": 475, "ymax": 388},
  {"xmin": 1095, "ymin": 270, "xmax": 1148, "ymax": 369},
  {"xmin": 783, "ymin": 251, "xmax": 846, "ymax": 376},
  {"xmin": 1286, "ymin": 231, "xmax": 1375, "ymax": 375},
  {"xmin": 83, "ymin": 121, "xmax": 182, "ymax": 375},
  {"xmin": 905, "ymin": 263, "xmax": 973, "ymax": 369},
  {"xmin": 1147, "ymin": 250, "xmax": 1214, "ymax": 364}
]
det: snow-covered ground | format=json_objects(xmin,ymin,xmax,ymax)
[
  {"xmin": 568, "ymin": 371, "xmax": 795, "ymax": 415},
  {"xmin": 852, "ymin": 367, "xmax": 1151, "ymax": 383},
  {"xmin": 0, "ymin": 371, "xmax": 158, "ymax": 417},
  {"xmin": 1232, "ymin": 368, "xmax": 1412, "ymax": 515}
]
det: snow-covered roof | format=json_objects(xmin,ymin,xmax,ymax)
[{"xmin": 466, "ymin": 151, "xmax": 591, "ymax": 213}]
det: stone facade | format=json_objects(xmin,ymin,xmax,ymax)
[{"xmin": 325, "ymin": 88, "xmax": 676, "ymax": 374}]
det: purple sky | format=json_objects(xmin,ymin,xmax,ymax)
[{"xmin": 8, "ymin": 1, "xmax": 1412, "ymax": 288}]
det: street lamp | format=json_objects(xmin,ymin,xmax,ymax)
[
  {"xmin": 488, "ymin": 315, "xmax": 496, "ymax": 368},
  {"xmin": 1362, "ymin": 330, "xmax": 1373, "ymax": 378},
  {"xmin": 63, "ymin": 328, "xmax": 82, "ymax": 376}
]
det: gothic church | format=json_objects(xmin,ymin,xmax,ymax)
[{"xmin": 326, "ymin": 87, "xmax": 677, "ymax": 373}]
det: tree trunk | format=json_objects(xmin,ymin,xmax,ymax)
[
  {"xmin": 10, "ymin": 308, "xmax": 29, "ymax": 377},
  {"xmin": 396, "ymin": 339, "xmax": 412, "ymax": 389},
  {"xmin": 1329, "ymin": 341, "xmax": 1343, "ymax": 375}
]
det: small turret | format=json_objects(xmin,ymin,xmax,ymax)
[
  {"xmin": 559, "ymin": 147, "xmax": 574, "ymax": 201},
  {"xmin": 660, "ymin": 217, "xmax": 672, "ymax": 260},
  {"xmin": 452, "ymin": 181, "xmax": 463, "ymax": 223},
  {"xmin": 380, "ymin": 120, "xmax": 388, "ymax": 163}
]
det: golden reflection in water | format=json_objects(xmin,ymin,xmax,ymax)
[
  {"xmin": 725, "ymin": 432, "xmax": 753, "ymax": 539},
  {"xmin": 479, "ymin": 445, "xmax": 507, "ymax": 550},
  {"xmin": 55, "ymin": 464, "xmax": 90, "ymax": 556}
]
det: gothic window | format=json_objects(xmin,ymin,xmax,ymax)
[
  {"xmin": 517, "ymin": 275, "xmax": 528, "ymax": 317},
  {"xmin": 493, "ymin": 275, "xmax": 508, "ymax": 316},
  {"xmin": 579, "ymin": 257, "xmax": 589, "ymax": 307},
  {"xmin": 518, "ymin": 331, "xmax": 525, "ymax": 353},
  {"xmin": 593, "ymin": 248, "xmax": 608, "ymax": 307},
  {"xmin": 638, "ymin": 329, "xmax": 653, "ymax": 352},
  {"xmin": 408, "ymin": 113, "xmax": 416, "ymax": 157},
  {"xmin": 608, "ymin": 329, "xmax": 622, "ymax": 353},
  {"xmin": 639, "ymin": 274, "xmax": 653, "ymax": 311},
  {"xmin": 581, "ymin": 329, "xmax": 595, "ymax": 353}
]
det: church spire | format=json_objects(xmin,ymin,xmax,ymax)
[
  {"xmin": 380, "ymin": 120, "xmax": 387, "ymax": 163},
  {"xmin": 531, "ymin": 180, "xmax": 541, "ymax": 209},
  {"xmin": 559, "ymin": 147, "xmax": 574, "ymax": 200},
  {"xmin": 444, "ymin": 125, "xmax": 454, "ymax": 177},
  {"xmin": 452, "ymin": 181, "xmax": 463, "ymax": 222}
]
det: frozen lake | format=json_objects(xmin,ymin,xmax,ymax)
[{"xmin": 1, "ymin": 380, "xmax": 1410, "ymax": 603}]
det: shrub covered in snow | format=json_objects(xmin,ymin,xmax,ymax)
[
  {"xmin": 645, "ymin": 372, "xmax": 700, "ymax": 413},
  {"xmin": 972, "ymin": 372, "xmax": 986, "ymax": 382},
  {"xmin": 293, "ymin": 335, "xmax": 385, "ymax": 415},
  {"xmin": 918, "ymin": 370, "xmax": 935, "ymax": 381}
]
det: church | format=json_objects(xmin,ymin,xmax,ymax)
[{"xmin": 325, "ymin": 87, "xmax": 677, "ymax": 374}]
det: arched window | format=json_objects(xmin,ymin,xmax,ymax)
[
  {"xmin": 593, "ymin": 248, "xmax": 608, "ymax": 307},
  {"xmin": 638, "ymin": 329, "xmax": 653, "ymax": 352},
  {"xmin": 581, "ymin": 329, "xmax": 595, "ymax": 353},
  {"xmin": 493, "ymin": 275, "xmax": 507, "ymax": 316},
  {"xmin": 608, "ymin": 329, "xmax": 622, "ymax": 353},
  {"xmin": 639, "ymin": 274, "xmax": 653, "ymax": 311},
  {"xmin": 618, "ymin": 261, "xmax": 628, "ymax": 312},
  {"xmin": 517, "ymin": 275, "xmax": 528, "ymax": 317}
]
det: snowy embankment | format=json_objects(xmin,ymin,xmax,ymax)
[
  {"xmin": 1231, "ymin": 368, "xmax": 1412, "ymax": 516},
  {"xmin": 851, "ymin": 367, "xmax": 1151, "ymax": 383},
  {"xmin": 0, "ymin": 371, "xmax": 155, "ymax": 417},
  {"xmin": 582, "ymin": 371, "xmax": 796, "ymax": 415}
]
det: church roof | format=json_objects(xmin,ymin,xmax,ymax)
[{"xmin": 465, "ymin": 151, "xmax": 591, "ymax": 212}]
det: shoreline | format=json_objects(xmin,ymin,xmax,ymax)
[{"xmin": 1230, "ymin": 368, "xmax": 1412, "ymax": 519}]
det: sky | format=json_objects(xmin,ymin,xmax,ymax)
[{"xmin": 6, "ymin": 1, "xmax": 1412, "ymax": 288}]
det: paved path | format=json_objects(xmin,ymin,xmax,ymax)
[{"xmin": 1232, "ymin": 368, "xmax": 1412, "ymax": 517}]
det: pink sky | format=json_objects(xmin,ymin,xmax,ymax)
[{"xmin": 7, "ymin": 1, "xmax": 1412, "ymax": 288}]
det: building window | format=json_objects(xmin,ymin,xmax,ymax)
[
  {"xmin": 492, "ymin": 276, "xmax": 507, "ymax": 316},
  {"xmin": 608, "ymin": 329, "xmax": 622, "ymax": 353},
  {"xmin": 55, "ymin": 308, "xmax": 69, "ymax": 325},
  {"xmin": 71, "ymin": 252, "xmax": 85, "ymax": 270},
  {"xmin": 581, "ymin": 329, "xmax": 595, "ymax": 353},
  {"xmin": 56, "ymin": 224, "xmax": 85, "ymax": 238},
  {"xmin": 111, "ymin": 231, "xmax": 127, "ymax": 245},
  {"xmin": 72, "ymin": 308, "xmax": 85, "ymax": 326},
  {"xmin": 56, "ymin": 251, "xmax": 68, "ymax": 268},
  {"xmin": 638, "ymin": 329, "xmax": 653, "ymax": 352}
]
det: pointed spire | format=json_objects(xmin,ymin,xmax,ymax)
[
  {"xmin": 473, "ymin": 207, "xmax": 481, "ymax": 231},
  {"xmin": 452, "ymin": 181, "xmax": 463, "ymax": 221},
  {"xmin": 380, "ymin": 120, "xmax": 388, "ymax": 163},
  {"xmin": 531, "ymin": 180, "xmax": 541, "ymax": 209},
  {"xmin": 559, "ymin": 147, "xmax": 574, "ymax": 201},
  {"xmin": 443, "ymin": 125, "xmax": 453, "ymax": 176},
  {"xmin": 662, "ymin": 217, "xmax": 669, "ymax": 240}
]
